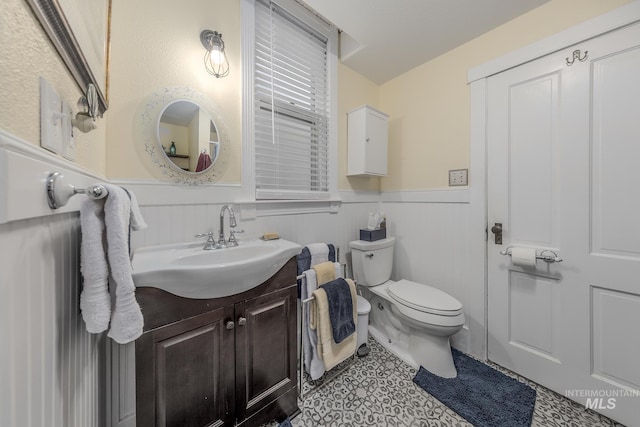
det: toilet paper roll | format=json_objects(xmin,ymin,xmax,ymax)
[{"xmin": 511, "ymin": 247, "xmax": 537, "ymax": 268}]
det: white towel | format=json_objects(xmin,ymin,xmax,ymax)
[
  {"xmin": 301, "ymin": 261, "xmax": 342, "ymax": 380},
  {"xmin": 80, "ymin": 198, "xmax": 111, "ymax": 333},
  {"xmin": 102, "ymin": 184, "xmax": 145, "ymax": 344},
  {"xmin": 79, "ymin": 184, "xmax": 147, "ymax": 344},
  {"xmin": 306, "ymin": 243, "xmax": 333, "ymax": 266},
  {"xmin": 127, "ymin": 189, "xmax": 147, "ymax": 231}
]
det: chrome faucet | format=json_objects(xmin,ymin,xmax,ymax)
[{"xmin": 218, "ymin": 204, "xmax": 237, "ymax": 247}]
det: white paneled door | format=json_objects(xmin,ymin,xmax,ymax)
[{"xmin": 487, "ymin": 23, "xmax": 640, "ymax": 427}]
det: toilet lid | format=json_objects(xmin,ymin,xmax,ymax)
[{"xmin": 387, "ymin": 279, "xmax": 462, "ymax": 316}]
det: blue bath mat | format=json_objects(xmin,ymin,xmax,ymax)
[{"xmin": 413, "ymin": 348, "xmax": 536, "ymax": 427}]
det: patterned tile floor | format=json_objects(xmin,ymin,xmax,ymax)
[{"xmin": 287, "ymin": 338, "xmax": 623, "ymax": 427}]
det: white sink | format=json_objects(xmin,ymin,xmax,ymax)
[{"xmin": 132, "ymin": 238, "xmax": 302, "ymax": 299}]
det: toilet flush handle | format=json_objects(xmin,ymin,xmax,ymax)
[{"xmin": 365, "ymin": 253, "xmax": 374, "ymax": 258}]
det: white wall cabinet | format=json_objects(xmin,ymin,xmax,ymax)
[{"xmin": 347, "ymin": 105, "xmax": 389, "ymax": 176}]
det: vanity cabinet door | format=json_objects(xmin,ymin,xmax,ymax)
[
  {"xmin": 136, "ymin": 305, "xmax": 235, "ymax": 427},
  {"xmin": 234, "ymin": 286, "xmax": 298, "ymax": 424}
]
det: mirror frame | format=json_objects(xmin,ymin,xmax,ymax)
[
  {"xmin": 25, "ymin": 0, "xmax": 110, "ymax": 115},
  {"xmin": 138, "ymin": 87, "xmax": 230, "ymax": 185}
]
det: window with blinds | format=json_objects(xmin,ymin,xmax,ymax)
[{"xmin": 254, "ymin": 0, "xmax": 331, "ymax": 200}]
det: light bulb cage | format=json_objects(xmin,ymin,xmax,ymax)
[{"xmin": 200, "ymin": 30, "xmax": 230, "ymax": 78}]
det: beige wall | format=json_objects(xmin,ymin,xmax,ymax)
[
  {"xmin": 2, "ymin": 0, "xmax": 630, "ymax": 191},
  {"xmin": 0, "ymin": 0, "xmax": 107, "ymax": 174},
  {"xmin": 107, "ymin": 0, "xmax": 383, "ymax": 191},
  {"xmin": 379, "ymin": 0, "xmax": 631, "ymax": 191},
  {"xmin": 106, "ymin": 0, "xmax": 242, "ymax": 182}
]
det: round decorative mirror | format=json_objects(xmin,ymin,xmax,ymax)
[
  {"xmin": 138, "ymin": 87, "xmax": 230, "ymax": 185},
  {"xmin": 158, "ymin": 100, "xmax": 220, "ymax": 173}
]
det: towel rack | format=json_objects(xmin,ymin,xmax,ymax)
[
  {"xmin": 297, "ymin": 267, "xmax": 358, "ymax": 401},
  {"xmin": 46, "ymin": 172, "xmax": 108, "ymax": 209}
]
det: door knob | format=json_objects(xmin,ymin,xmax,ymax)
[
  {"xmin": 491, "ymin": 222, "xmax": 503, "ymax": 245},
  {"xmin": 225, "ymin": 320, "xmax": 235, "ymax": 330},
  {"xmin": 237, "ymin": 317, "xmax": 247, "ymax": 326}
]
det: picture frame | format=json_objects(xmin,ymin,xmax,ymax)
[{"xmin": 26, "ymin": 0, "xmax": 111, "ymax": 115}]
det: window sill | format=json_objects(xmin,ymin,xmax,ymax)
[{"xmin": 235, "ymin": 198, "xmax": 342, "ymax": 218}]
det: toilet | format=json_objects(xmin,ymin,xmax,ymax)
[{"xmin": 350, "ymin": 237, "xmax": 465, "ymax": 378}]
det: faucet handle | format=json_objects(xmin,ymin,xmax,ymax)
[
  {"xmin": 227, "ymin": 229, "xmax": 244, "ymax": 247},
  {"xmin": 195, "ymin": 232, "xmax": 217, "ymax": 250},
  {"xmin": 195, "ymin": 232, "xmax": 214, "ymax": 239}
]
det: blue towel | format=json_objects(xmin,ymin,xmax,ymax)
[{"xmin": 321, "ymin": 278, "xmax": 355, "ymax": 343}]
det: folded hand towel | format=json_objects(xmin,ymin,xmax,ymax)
[
  {"xmin": 313, "ymin": 261, "xmax": 336, "ymax": 286},
  {"xmin": 312, "ymin": 278, "xmax": 357, "ymax": 371},
  {"xmin": 125, "ymin": 189, "xmax": 147, "ymax": 231},
  {"xmin": 102, "ymin": 184, "xmax": 145, "ymax": 344},
  {"xmin": 80, "ymin": 198, "xmax": 111, "ymax": 333},
  {"xmin": 320, "ymin": 278, "xmax": 356, "ymax": 343}
]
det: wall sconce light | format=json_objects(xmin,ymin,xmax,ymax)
[{"xmin": 200, "ymin": 30, "xmax": 230, "ymax": 78}]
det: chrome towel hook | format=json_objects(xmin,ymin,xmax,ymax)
[{"xmin": 46, "ymin": 172, "xmax": 108, "ymax": 209}]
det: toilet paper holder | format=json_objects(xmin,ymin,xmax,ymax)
[{"xmin": 499, "ymin": 246, "xmax": 563, "ymax": 263}]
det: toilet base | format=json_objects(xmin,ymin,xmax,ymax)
[
  {"xmin": 369, "ymin": 325, "xmax": 458, "ymax": 378},
  {"xmin": 363, "ymin": 284, "xmax": 462, "ymax": 378},
  {"xmin": 369, "ymin": 324, "xmax": 417, "ymax": 368},
  {"xmin": 408, "ymin": 330, "xmax": 457, "ymax": 378}
]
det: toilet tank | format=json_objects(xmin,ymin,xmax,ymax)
[{"xmin": 349, "ymin": 237, "xmax": 395, "ymax": 287}]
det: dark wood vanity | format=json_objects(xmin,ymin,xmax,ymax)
[{"xmin": 135, "ymin": 257, "xmax": 299, "ymax": 427}]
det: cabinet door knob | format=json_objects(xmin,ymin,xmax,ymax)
[
  {"xmin": 237, "ymin": 317, "xmax": 247, "ymax": 326},
  {"xmin": 225, "ymin": 320, "xmax": 235, "ymax": 330},
  {"xmin": 365, "ymin": 137, "xmax": 370, "ymax": 142}
]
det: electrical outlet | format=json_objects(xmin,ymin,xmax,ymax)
[
  {"xmin": 449, "ymin": 168, "xmax": 468, "ymax": 186},
  {"xmin": 39, "ymin": 77, "xmax": 63, "ymax": 154}
]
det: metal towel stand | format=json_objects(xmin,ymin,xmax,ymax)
[{"xmin": 297, "ymin": 255, "xmax": 358, "ymax": 401}]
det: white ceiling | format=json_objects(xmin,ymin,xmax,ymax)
[{"xmin": 301, "ymin": 0, "xmax": 551, "ymax": 84}]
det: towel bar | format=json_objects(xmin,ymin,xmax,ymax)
[{"xmin": 46, "ymin": 171, "xmax": 108, "ymax": 209}]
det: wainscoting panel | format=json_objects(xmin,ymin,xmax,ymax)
[
  {"xmin": 131, "ymin": 199, "xmax": 380, "ymax": 264},
  {"xmin": 0, "ymin": 212, "xmax": 105, "ymax": 427},
  {"xmin": 380, "ymin": 194, "xmax": 472, "ymax": 353}
]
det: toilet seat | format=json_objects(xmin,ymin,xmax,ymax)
[{"xmin": 387, "ymin": 279, "xmax": 463, "ymax": 316}]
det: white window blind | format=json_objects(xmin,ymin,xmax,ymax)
[{"xmin": 254, "ymin": 0, "xmax": 331, "ymax": 200}]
